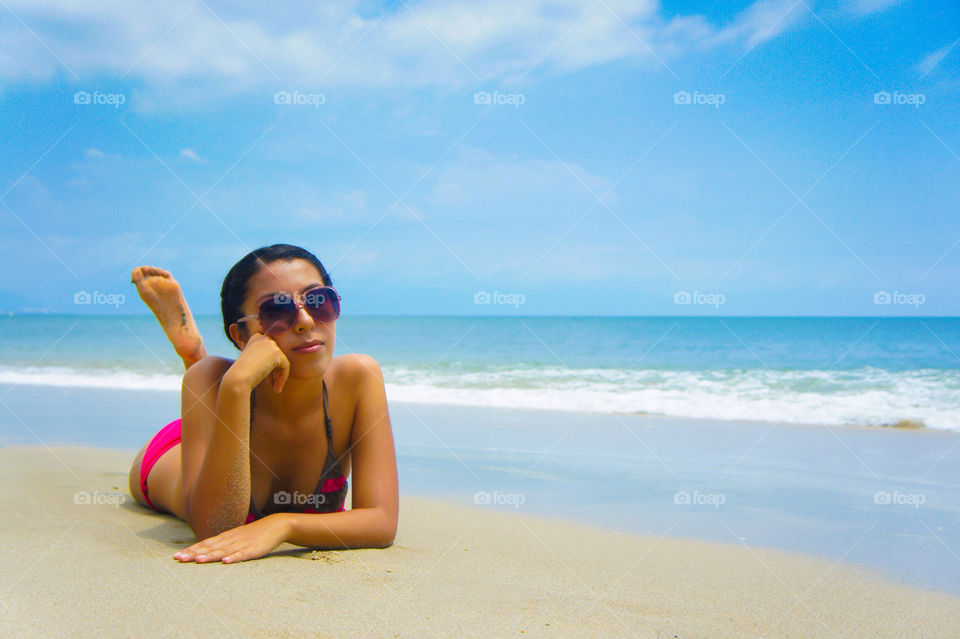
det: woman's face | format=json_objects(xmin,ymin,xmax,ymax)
[{"xmin": 238, "ymin": 258, "xmax": 336, "ymax": 379}]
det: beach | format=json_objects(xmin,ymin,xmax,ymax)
[
  {"xmin": 2, "ymin": 444, "xmax": 959, "ymax": 638},
  {"xmin": 3, "ymin": 0, "xmax": 957, "ymax": 633},
  {"xmin": 2, "ymin": 314, "xmax": 959, "ymax": 636}
]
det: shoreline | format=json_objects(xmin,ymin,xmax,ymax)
[
  {"xmin": 2, "ymin": 444, "xmax": 959, "ymax": 637},
  {"xmin": 3, "ymin": 385, "xmax": 959, "ymax": 595},
  {"xmin": 2, "ymin": 379, "xmax": 958, "ymax": 435}
]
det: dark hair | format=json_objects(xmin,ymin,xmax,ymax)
[{"xmin": 220, "ymin": 244, "xmax": 333, "ymax": 349}]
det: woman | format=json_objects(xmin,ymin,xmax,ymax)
[{"xmin": 127, "ymin": 244, "xmax": 398, "ymax": 563}]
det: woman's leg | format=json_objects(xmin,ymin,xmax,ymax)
[
  {"xmin": 130, "ymin": 265, "xmax": 207, "ymax": 371},
  {"xmin": 128, "ymin": 439, "xmax": 186, "ymax": 520},
  {"xmin": 127, "ymin": 265, "xmax": 203, "ymax": 519}
]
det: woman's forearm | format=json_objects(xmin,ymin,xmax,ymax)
[
  {"xmin": 278, "ymin": 507, "xmax": 397, "ymax": 550},
  {"xmin": 186, "ymin": 378, "xmax": 253, "ymax": 537}
]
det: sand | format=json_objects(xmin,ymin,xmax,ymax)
[{"xmin": 1, "ymin": 445, "xmax": 958, "ymax": 638}]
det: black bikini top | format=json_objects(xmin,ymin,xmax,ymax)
[{"xmin": 246, "ymin": 379, "xmax": 348, "ymax": 520}]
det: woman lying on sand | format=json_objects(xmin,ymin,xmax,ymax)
[{"xmin": 126, "ymin": 244, "xmax": 398, "ymax": 563}]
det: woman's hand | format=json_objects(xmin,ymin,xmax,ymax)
[
  {"xmin": 174, "ymin": 514, "xmax": 291, "ymax": 564},
  {"xmin": 224, "ymin": 332, "xmax": 290, "ymax": 393}
]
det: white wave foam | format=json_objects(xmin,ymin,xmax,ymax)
[
  {"xmin": 381, "ymin": 366, "xmax": 960, "ymax": 432},
  {"xmin": 2, "ymin": 365, "xmax": 957, "ymax": 431},
  {"xmin": 0, "ymin": 367, "xmax": 180, "ymax": 391}
]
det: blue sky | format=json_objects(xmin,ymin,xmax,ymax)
[{"xmin": 0, "ymin": 0, "xmax": 957, "ymax": 316}]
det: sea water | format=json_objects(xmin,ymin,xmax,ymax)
[{"xmin": 1, "ymin": 314, "xmax": 957, "ymax": 430}]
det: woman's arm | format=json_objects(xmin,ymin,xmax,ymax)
[
  {"xmin": 179, "ymin": 356, "xmax": 252, "ymax": 539},
  {"xmin": 181, "ymin": 334, "xmax": 290, "ymax": 539}
]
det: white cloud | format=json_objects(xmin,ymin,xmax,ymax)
[
  {"xmin": 179, "ymin": 148, "xmax": 207, "ymax": 163},
  {"xmin": 0, "ymin": 0, "xmax": 805, "ymax": 106},
  {"xmin": 842, "ymin": 0, "xmax": 905, "ymax": 16},
  {"xmin": 710, "ymin": 0, "xmax": 806, "ymax": 50},
  {"xmin": 82, "ymin": 147, "xmax": 123, "ymax": 161},
  {"xmin": 293, "ymin": 188, "xmax": 371, "ymax": 226},
  {"xmin": 519, "ymin": 241, "xmax": 630, "ymax": 280},
  {"xmin": 425, "ymin": 146, "xmax": 615, "ymax": 213},
  {"xmin": 916, "ymin": 42, "xmax": 956, "ymax": 77},
  {"xmin": 341, "ymin": 189, "xmax": 366, "ymax": 211}
]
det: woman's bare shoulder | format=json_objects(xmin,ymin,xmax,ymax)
[
  {"xmin": 329, "ymin": 353, "xmax": 384, "ymax": 383},
  {"xmin": 182, "ymin": 355, "xmax": 235, "ymax": 386}
]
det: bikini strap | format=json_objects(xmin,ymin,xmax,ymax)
[
  {"xmin": 322, "ymin": 379, "xmax": 334, "ymax": 442},
  {"xmin": 251, "ymin": 382, "xmax": 331, "ymax": 440}
]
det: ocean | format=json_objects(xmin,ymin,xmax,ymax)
[{"xmin": 0, "ymin": 314, "xmax": 957, "ymax": 432}]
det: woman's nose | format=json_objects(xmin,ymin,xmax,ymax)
[{"xmin": 293, "ymin": 303, "xmax": 315, "ymax": 332}]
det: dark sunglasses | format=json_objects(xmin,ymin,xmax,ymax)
[{"xmin": 236, "ymin": 286, "xmax": 341, "ymax": 335}]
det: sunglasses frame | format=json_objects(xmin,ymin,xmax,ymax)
[{"xmin": 236, "ymin": 285, "xmax": 341, "ymax": 335}]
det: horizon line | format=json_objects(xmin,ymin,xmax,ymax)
[{"xmin": 4, "ymin": 312, "xmax": 959, "ymax": 320}]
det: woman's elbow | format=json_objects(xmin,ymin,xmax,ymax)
[
  {"xmin": 186, "ymin": 503, "xmax": 244, "ymax": 541},
  {"xmin": 375, "ymin": 530, "xmax": 396, "ymax": 548},
  {"xmin": 371, "ymin": 509, "xmax": 397, "ymax": 548},
  {"xmin": 187, "ymin": 517, "xmax": 220, "ymax": 542},
  {"xmin": 371, "ymin": 534, "xmax": 395, "ymax": 549}
]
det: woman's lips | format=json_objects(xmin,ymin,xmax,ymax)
[{"xmin": 293, "ymin": 341, "xmax": 324, "ymax": 353}]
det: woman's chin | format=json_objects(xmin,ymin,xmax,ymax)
[{"xmin": 286, "ymin": 359, "xmax": 329, "ymax": 380}]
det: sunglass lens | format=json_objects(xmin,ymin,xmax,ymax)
[
  {"xmin": 258, "ymin": 295, "xmax": 296, "ymax": 335},
  {"xmin": 304, "ymin": 287, "xmax": 339, "ymax": 323}
]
